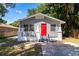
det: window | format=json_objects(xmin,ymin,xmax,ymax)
[
  {"xmin": 29, "ymin": 24, "xmax": 34, "ymax": 31},
  {"xmin": 24, "ymin": 24, "xmax": 34, "ymax": 31},
  {"xmin": 24, "ymin": 24, "xmax": 28, "ymax": 31},
  {"xmin": 51, "ymin": 24, "xmax": 56, "ymax": 31}
]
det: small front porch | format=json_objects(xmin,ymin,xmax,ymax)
[{"xmin": 18, "ymin": 29, "xmax": 58, "ymax": 42}]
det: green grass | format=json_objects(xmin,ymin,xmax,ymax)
[
  {"xmin": 0, "ymin": 39, "xmax": 14, "ymax": 43},
  {"xmin": 0, "ymin": 38, "xmax": 42, "ymax": 56},
  {"xmin": 0, "ymin": 44, "xmax": 41, "ymax": 56},
  {"xmin": 63, "ymin": 37, "xmax": 79, "ymax": 45},
  {"xmin": 0, "ymin": 39, "xmax": 8, "ymax": 43}
]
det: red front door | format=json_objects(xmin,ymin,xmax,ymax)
[{"xmin": 41, "ymin": 23, "xmax": 47, "ymax": 36}]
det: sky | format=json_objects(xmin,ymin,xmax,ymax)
[{"xmin": 3, "ymin": 3, "xmax": 40, "ymax": 24}]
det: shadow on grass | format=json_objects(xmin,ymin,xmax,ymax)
[
  {"xmin": 0, "ymin": 43, "xmax": 42, "ymax": 56},
  {"xmin": 0, "ymin": 38, "xmax": 29, "ymax": 47}
]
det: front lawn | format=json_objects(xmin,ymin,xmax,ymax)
[
  {"xmin": 0, "ymin": 38, "xmax": 42, "ymax": 56},
  {"xmin": 0, "ymin": 39, "xmax": 15, "ymax": 43},
  {"xmin": 0, "ymin": 39, "xmax": 9, "ymax": 43},
  {"xmin": 63, "ymin": 38, "xmax": 79, "ymax": 45},
  {"xmin": 0, "ymin": 43, "xmax": 41, "ymax": 56}
]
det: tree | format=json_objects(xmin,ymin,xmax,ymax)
[
  {"xmin": 0, "ymin": 3, "xmax": 15, "ymax": 23},
  {"xmin": 0, "ymin": 18, "xmax": 7, "ymax": 24},
  {"xmin": 28, "ymin": 8, "xmax": 38, "ymax": 16},
  {"xmin": 28, "ymin": 3, "xmax": 79, "ymax": 37},
  {"xmin": 0, "ymin": 3, "xmax": 15, "ymax": 17},
  {"xmin": 10, "ymin": 21, "xmax": 19, "ymax": 27}
]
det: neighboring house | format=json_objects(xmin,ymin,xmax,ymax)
[
  {"xmin": 18, "ymin": 13, "xmax": 65, "ymax": 41},
  {"xmin": 0, "ymin": 23, "xmax": 18, "ymax": 38}
]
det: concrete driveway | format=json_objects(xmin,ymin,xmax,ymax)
[{"xmin": 41, "ymin": 42, "xmax": 79, "ymax": 56}]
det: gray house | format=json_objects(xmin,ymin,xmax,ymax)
[{"xmin": 17, "ymin": 13, "xmax": 65, "ymax": 42}]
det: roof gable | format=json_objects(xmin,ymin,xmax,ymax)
[{"xmin": 19, "ymin": 13, "xmax": 65, "ymax": 24}]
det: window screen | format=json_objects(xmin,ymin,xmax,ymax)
[
  {"xmin": 29, "ymin": 24, "xmax": 34, "ymax": 31},
  {"xmin": 24, "ymin": 24, "xmax": 34, "ymax": 31},
  {"xmin": 51, "ymin": 24, "xmax": 56, "ymax": 31},
  {"xmin": 24, "ymin": 24, "xmax": 28, "ymax": 31}
]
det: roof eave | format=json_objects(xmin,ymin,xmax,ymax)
[{"xmin": 18, "ymin": 13, "xmax": 66, "ymax": 24}]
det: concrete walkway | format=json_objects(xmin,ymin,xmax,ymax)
[
  {"xmin": 7, "ymin": 36, "xmax": 18, "ymax": 40},
  {"xmin": 41, "ymin": 42, "xmax": 79, "ymax": 56}
]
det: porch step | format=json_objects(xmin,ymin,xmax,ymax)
[{"xmin": 40, "ymin": 36, "xmax": 49, "ymax": 42}]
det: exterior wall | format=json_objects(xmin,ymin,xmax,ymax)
[
  {"xmin": 20, "ymin": 18, "xmax": 62, "ymax": 41},
  {"xmin": 0, "ymin": 27, "xmax": 17, "ymax": 37},
  {"xmin": 34, "ymin": 21, "xmax": 50, "ymax": 40},
  {"xmin": 57, "ymin": 24, "xmax": 62, "ymax": 40},
  {"xmin": 48, "ymin": 24, "xmax": 62, "ymax": 41}
]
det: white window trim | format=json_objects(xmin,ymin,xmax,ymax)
[{"xmin": 50, "ymin": 24, "xmax": 56, "ymax": 32}]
